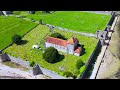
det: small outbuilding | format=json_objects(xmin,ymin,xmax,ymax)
[{"xmin": 32, "ymin": 45, "xmax": 40, "ymax": 49}]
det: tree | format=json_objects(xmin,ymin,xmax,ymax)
[
  {"xmin": 50, "ymin": 33, "xmax": 66, "ymax": 40},
  {"xmin": 42, "ymin": 11, "xmax": 51, "ymax": 13},
  {"xmin": 12, "ymin": 34, "xmax": 22, "ymax": 44},
  {"xmin": 76, "ymin": 59, "xmax": 84, "ymax": 69},
  {"xmin": 28, "ymin": 11, "xmax": 35, "ymax": 14},
  {"xmin": 39, "ymin": 19, "xmax": 43, "ymax": 24},
  {"xmin": 43, "ymin": 47, "xmax": 59, "ymax": 63},
  {"xmin": 30, "ymin": 61, "xmax": 35, "ymax": 67},
  {"xmin": 79, "ymin": 65, "xmax": 85, "ymax": 74}
]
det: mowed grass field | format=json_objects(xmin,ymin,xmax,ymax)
[
  {"xmin": 13, "ymin": 11, "xmax": 111, "ymax": 34},
  {"xmin": 4, "ymin": 25, "xmax": 97, "ymax": 77},
  {"xmin": 0, "ymin": 16, "xmax": 37, "ymax": 50}
]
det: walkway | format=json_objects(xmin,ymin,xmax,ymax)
[
  {"xmin": 46, "ymin": 24, "xmax": 96, "ymax": 37},
  {"xmin": 90, "ymin": 16, "xmax": 118, "ymax": 79},
  {"xmin": 82, "ymin": 11, "xmax": 112, "ymax": 15},
  {"xmin": 0, "ymin": 63, "xmax": 47, "ymax": 79}
]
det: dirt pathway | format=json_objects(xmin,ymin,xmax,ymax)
[
  {"xmin": 0, "ymin": 63, "xmax": 48, "ymax": 79},
  {"xmin": 96, "ymin": 16, "xmax": 120, "ymax": 79}
]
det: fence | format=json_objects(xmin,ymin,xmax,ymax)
[{"xmin": 79, "ymin": 12, "xmax": 116, "ymax": 79}]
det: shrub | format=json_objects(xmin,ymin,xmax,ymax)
[
  {"xmin": 59, "ymin": 72, "xmax": 64, "ymax": 76},
  {"xmin": 50, "ymin": 33, "xmax": 66, "ymax": 40},
  {"xmin": 13, "ymin": 11, "xmax": 21, "ymax": 15},
  {"xmin": 63, "ymin": 71, "xmax": 74, "ymax": 78},
  {"xmin": 30, "ymin": 61, "xmax": 35, "ymax": 67},
  {"xmin": 39, "ymin": 19, "xmax": 43, "ymax": 24},
  {"xmin": 76, "ymin": 59, "xmax": 84, "ymax": 69},
  {"xmin": 43, "ymin": 47, "xmax": 59, "ymax": 63},
  {"xmin": 12, "ymin": 34, "xmax": 22, "ymax": 44},
  {"xmin": 39, "ymin": 19, "xmax": 45, "ymax": 25},
  {"xmin": 79, "ymin": 65, "xmax": 85, "ymax": 74}
]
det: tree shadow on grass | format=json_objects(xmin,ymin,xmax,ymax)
[
  {"xmin": 79, "ymin": 44, "xmax": 86, "ymax": 56},
  {"xmin": 17, "ymin": 40, "xmax": 28, "ymax": 45},
  {"xmin": 53, "ymin": 54, "xmax": 65, "ymax": 63}
]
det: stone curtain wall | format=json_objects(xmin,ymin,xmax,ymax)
[
  {"xmin": 8, "ymin": 55, "xmax": 30, "ymax": 68},
  {"xmin": 79, "ymin": 40, "xmax": 101, "ymax": 79},
  {"xmin": 79, "ymin": 12, "xmax": 116, "ymax": 79}
]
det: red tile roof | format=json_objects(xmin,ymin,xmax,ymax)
[
  {"xmin": 67, "ymin": 37, "xmax": 79, "ymax": 44},
  {"xmin": 74, "ymin": 46, "xmax": 81, "ymax": 54},
  {"xmin": 46, "ymin": 37, "xmax": 67, "ymax": 46}
]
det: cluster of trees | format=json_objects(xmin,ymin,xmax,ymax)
[
  {"xmin": 28, "ymin": 11, "xmax": 53, "ymax": 14},
  {"xmin": 76, "ymin": 59, "xmax": 85, "ymax": 74},
  {"xmin": 50, "ymin": 33, "xmax": 66, "ymax": 40}
]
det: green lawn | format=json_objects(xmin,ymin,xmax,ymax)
[
  {"xmin": 0, "ymin": 16, "xmax": 37, "ymax": 50},
  {"xmin": 4, "ymin": 25, "xmax": 97, "ymax": 77},
  {"xmin": 13, "ymin": 11, "xmax": 110, "ymax": 34}
]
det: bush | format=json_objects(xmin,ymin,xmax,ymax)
[
  {"xmin": 13, "ymin": 11, "xmax": 21, "ymax": 15},
  {"xmin": 63, "ymin": 71, "xmax": 74, "ymax": 78},
  {"xmin": 30, "ymin": 61, "xmax": 35, "ymax": 67},
  {"xmin": 39, "ymin": 19, "xmax": 43, "ymax": 24},
  {"xmin": 76, "ymin": 59, "xmax": 84, "ymax": 69},
  {"xmin": 50, "ymin": 33, "xmax": 66, "ymax": 40},
  {"xmin": 12, "ymin": 34, "xmax": 22, "ymax": 44},
  {"xmin": 43, "ymin": 47, "xmax": 59, "ymax": 63},
  {"xmin": 79, "ymin": 65, "xmax": 85, "ymax": 74}
]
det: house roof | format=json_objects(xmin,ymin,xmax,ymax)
[
  {"xmin": 74, "ymin": 46, "xmax": 81, "ymax": 54},
  {"xmin": 46, "ymin": 37, "xmax": 67, "ymax": 46},
  {"xmin": 67, "ymin": 37, "xmax": 79, "ymax": 44}
]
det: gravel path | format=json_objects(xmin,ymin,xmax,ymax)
[
  {"xmin": 0, "ymin": 63, "xmax": 47, "ymax": 79},
  {"xmin": 96, "ymin": 16, "xmax": 120, "ymax": 79},
  {"xmin": 81, "ymin": 11, "xmax": 112, "ymax": 15},
  {"xmin": 46, "ymin": 24, "xmax": 96, "ymax": 37}
]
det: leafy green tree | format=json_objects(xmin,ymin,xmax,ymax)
[
  {"xmin": 76, "ymin": 59, "xmax": 84, "ymax": 69},
  {"xmin": 50, "ymin": 33, "xmax": 66, "ymax": 40},
  {"xmin": 12, "ymin": 34, "xmax": 22, "ymax": 44},
  {"xmin": 43, "ymin": 47, "xmax": 59, "ymax": 63},
  {"xmin": 79, "ymin": 65, "xmax": 85, "ymax": 74},
  {"xmin": 30, "ymin": 61, "xmax": 35, "ymax": 67}
]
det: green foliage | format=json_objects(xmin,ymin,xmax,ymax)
[
  {"xmin": 76, "ymin": 59, "xmax": 84, "ymax": 69},
  {"xmin": 50, "ymin": 33, "xmax": 66, "ymax": 40},
  {"xmin": 43, "ymin": 47, "xmax": 59, "ymax": 63},
  {"xmin": 63, "ymin": 71, "xmax": 74, "ymax": 78},
  {"xmin": 79, "ymin": 65, "xmax": 85, "ymax": 74},
  {"xmin": 0, "ymin": 16, "xmax": 37, "ymax": 50},
  {"xmin": 30, "ymin": 61, "xmax": 35, "ymax": 67},
  {"xmin": 12, "ymin": 34, "xmax": 22, "ymax": 44},
  {"xmin": 12, "ymin": 11, "xmax": 21, "ymax": 15},
  {"xmin": 4, "ymin": 24, "xmax": 98, "ymax": 78},
  {"xmin": 39, "ymin": 19, "xmax": 43, "ymax": 24},
  {"xmin": 42, "ymin": 11, "xmax": 51, "ymax": 13}
]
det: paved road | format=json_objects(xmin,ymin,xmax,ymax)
[{"xmin": 82, "ymin": 11, "xmax": 112, "ymax": 15}]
